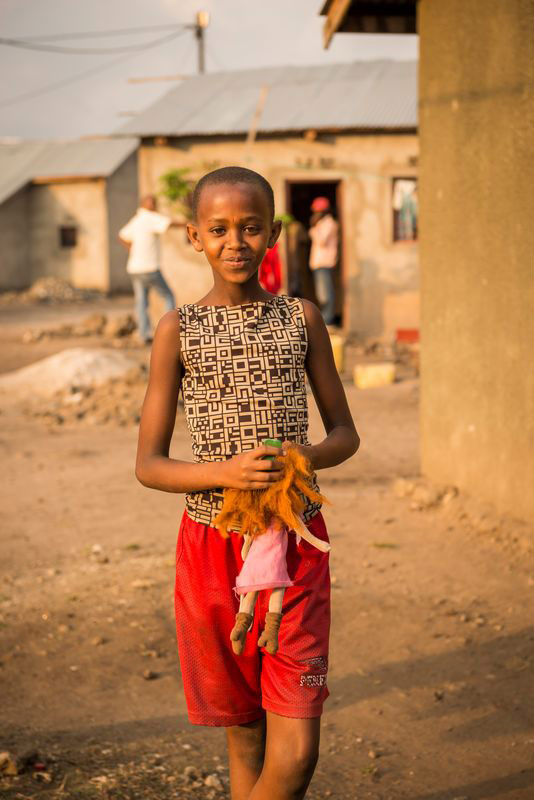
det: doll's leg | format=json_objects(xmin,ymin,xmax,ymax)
[
  {"xmin": 257, "ymin": 587, "xmax": 285, "ymax": 655},
  {"xmin": 231, "ymin": 591, "xmax": 258, "ymax": 655},
  {"xmin": 241, "ymin": 533, "xmax": 252, "ymax": 560}
]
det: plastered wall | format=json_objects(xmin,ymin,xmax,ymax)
[
  {"xmin": 419, "ymin": 0, "xmax": 534, "ymax": 520},
  {"xmin": 29, "ymin": 179, "xmax": 110, "ymax": 291},
  {"xmin": 138, "ymin": 132, "xmax": 419, "ymax": 339}
]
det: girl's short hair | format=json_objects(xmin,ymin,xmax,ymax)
[{"xmin": 192, "ymin": 166, "xmax": 275, "ymax": 220}]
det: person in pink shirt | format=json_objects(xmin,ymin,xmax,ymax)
[{"xmin": 308, "ymin": 197, "xmax": 339, "ymax": 325}]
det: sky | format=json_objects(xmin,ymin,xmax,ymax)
[{"xmin": 0, "ymin": 0, "xmax": 418, "ymax": 140}]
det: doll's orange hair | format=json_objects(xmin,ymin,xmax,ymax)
[{"xmin": 213, "ymin": 446, "xmax": 328, "ymax": 539}]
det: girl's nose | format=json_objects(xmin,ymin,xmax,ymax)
[{"xmin": 226, "ymin": 227, "xmax": 244, "ymax": 249}]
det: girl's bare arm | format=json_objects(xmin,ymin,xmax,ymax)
[
  {"xmin": 135, "ymin": 310, "xmax": 283, "ymax": 493},
  {"xmin": 300, "ymin": 300, "xmax": 360, "ymax": 470}
]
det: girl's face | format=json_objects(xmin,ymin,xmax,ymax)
[{"xmin": 187, "ymin": 182, "xmax": 281, "ymax": 285}]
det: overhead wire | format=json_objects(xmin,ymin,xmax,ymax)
[
  {"xmin": 0, "ymin": 28, "xmax": 188, "ymax": 110},
  {"xmin": 9, "ymin": 22, "xmax": 189, "ymax": 43},
  {"xmin": 0, "ymin": 31, "xmax": 191, "ymax": 55}
]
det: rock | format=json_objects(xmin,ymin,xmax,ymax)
[
  {"xmin": 411, "ymin": 484, "xmax": 442, "ymax": 510},
  {"xmin": 142, "ymin": 669, "xmax": 159, "ymax": 680},
  {"xmin": 91, "ymin": 636, "xmax": 106, "ymax": 646},
  {"xmin": 183, "ymin": 765, "xmax": 199, "ymax": 782},
  {"xmin": 0, "ymin": 751, "xmax": 18, "ymax": 776},
  {"xmin": 367, "ymin": 749, "xmax": 380, "ymax": 759},
  {"xmin": 204, "ymin": 774, "xmax": 224, "ymax": 790},
  {"xmin": 0, "ymin": 348, "xmax": 137, "ymax": 398},
  {"xmin": 434, "ymin": 689, "xmax": 444, "ymax": 701},
  {"xmin": 22, "ymin": 329, "xmax": 43, "ymax": 343},
  {"xmin": 73, "ymin": 313, "xmax": 107, "ymax": 336},
  {"xmin": 33, "ymin": 770, "xmax": 53, "ymax": 783},
  {"xmin": 63, "ymin": 391, "xmax": 85, "ymax": 406},
  {"xmin": 474, "ymin": 516, "xmax": 498, "ymax": 534},
  {"xmin": 90, "ymin": 544, "xmax": 109, "ymax": 565},
  {"xmin": 392, "ymin": 477, "xmax": 416, "ymax": 498},
  {"xmin": 131, "ymin": 578, "xmax": 157, "ymax": 590},
  {"xmin": 441, "ymin": 486, "xmax": 459, "ymax": 505},
  {"xmin": 90, "ymin": 776, "xmax": 110, "ymax": 786},
  {"xmin": 104, "ymin": 314, "xmax": 137, "ymax": 339}
]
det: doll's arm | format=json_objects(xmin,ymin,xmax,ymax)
[{"xmin": 294, "ymin": 517, "xmax": 331, "ymax": 553}]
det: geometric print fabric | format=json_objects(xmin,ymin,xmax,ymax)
[{"xmin": 177, "ymin": 295, "xmax": 322, "ymax": 526}]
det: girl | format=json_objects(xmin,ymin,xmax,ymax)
[{"xmin": 135, "ymin": 166, "xmax": 359, "ymax": 800}]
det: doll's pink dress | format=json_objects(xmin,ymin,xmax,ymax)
[{"xmin": 235, "ymin": 524, "xmax": 294, "ymax": 594}]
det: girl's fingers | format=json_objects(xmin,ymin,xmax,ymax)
[
  {"xmin": 248, "ymin": 469, "xmax": 283, "ymax": 485},
  {"xmin": 256, "ymin": 445, "xmax": 285, "ymax": 459},
  {"xmin": 253, "ymin": 459, "xmax": 284, "ymax": 472}
]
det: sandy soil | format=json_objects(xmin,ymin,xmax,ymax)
[{"xmin": 1, "ymin": 299, "xmax": 534, "ymax": 800}]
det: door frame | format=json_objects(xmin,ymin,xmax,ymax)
[{"xmin": 284, "ymin": 176, "xmax": 347, "ymax": 330}]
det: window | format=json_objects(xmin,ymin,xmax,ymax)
[
  {"xmin": 59, "ymin": 225, "xmax": 77, "ymax": 248},
  {"xmin": 392, "ymin": 178, "xmax": 418, "ymax": 242}
]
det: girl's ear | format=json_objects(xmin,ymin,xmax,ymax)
[
  {"xmin": 267, "ymin": 219, "xmax": 282, "ymax": 249},
  {"xmin": 186, "ymin": 222, "xmax": 204, "ymax": 252}
]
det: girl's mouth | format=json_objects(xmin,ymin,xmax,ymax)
[{"xmin": 224, "ymin": 258, "xmax": 250, "ymax": 269}]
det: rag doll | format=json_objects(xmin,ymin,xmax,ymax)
[{"xmin": 214, "ymin": 440, "xmax": 330, "ymax": 656}]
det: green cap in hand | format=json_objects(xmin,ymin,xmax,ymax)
[{"xmin": 262, "ymin": 438, "xmax": 282, "ymax": 460}]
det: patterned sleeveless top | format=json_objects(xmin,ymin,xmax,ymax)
[{"xmin": 177, "ymin": 295, "xmax": 322, "ymax": 527}]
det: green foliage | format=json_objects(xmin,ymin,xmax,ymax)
[
  {"xmin": 159, "ymin": 168, "xmax": 194, "ymax": 219},
  {"xmin": 275, "ymin": 213, "xmax": 295, "ymax": 230}
]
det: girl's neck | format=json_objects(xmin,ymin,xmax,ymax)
[{"xmin": 201, "ymin": 278, "xmax": 273, "ymax": 308}]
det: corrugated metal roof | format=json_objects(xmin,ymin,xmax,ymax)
[
  {"xmin": 0, "ymin": 137, "xmax": 139, "ymax": 206},
  {"xmin": 118, "ymin": 60, "xmax": 417, "ymax": 138}
]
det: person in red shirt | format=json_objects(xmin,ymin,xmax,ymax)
[{"xmin": 259, "ymin": 241, "xmax": 282, "ymax": 294}]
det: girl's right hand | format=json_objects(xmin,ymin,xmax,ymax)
[{"xmin": 218, "ymin": 445, "xmax": 285, "ymax": 490}]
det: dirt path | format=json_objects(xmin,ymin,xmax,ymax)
[{"xmin": 1, "ymin": 301, "xmax": 534, "ymax": 799}]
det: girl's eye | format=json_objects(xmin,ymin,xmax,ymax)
[
  {"xmin": 210, "ymin": 227, "xmax": 226, "ymax": 235},
  {"xmin": 244, "ymin": 226, "xmax": 261, "ymax": 234}
]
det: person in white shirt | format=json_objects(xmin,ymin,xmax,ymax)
[
  {"xmin": 118, "ymin": 195, "xmax": 182, "ymax": 344},
  {"xmin": 308, "ymin": 196, "xmax": 339, "ymax": 325}
]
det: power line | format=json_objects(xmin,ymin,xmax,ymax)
[
  {"xmin": 0, "ymin": 31, "xmax": 190, "ymax": 55},
  {"xmin": 0, "ymin": 29, "xmax": 187, "ymax": 110},
  {"xmin": 6, "ymin": 22, "xmax": 189, "ymax": 43}
]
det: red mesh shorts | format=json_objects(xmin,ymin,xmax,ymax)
[{"xmin": 174, "ymin": 510, "xmax": 330, "ymax": 727}]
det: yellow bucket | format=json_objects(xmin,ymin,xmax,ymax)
[
  {"xmin": 353, "ymin": 362, "xmax": 395, "ymax": 389},
  {"xmin": 329, "ymin": 334, "xmax": 345, "ymax": 373}
]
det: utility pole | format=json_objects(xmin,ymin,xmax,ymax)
[
  {"xmin": 126, "ymin": 11, "xmax": 210, "ymax": 86},
  {"xmin": 194, "ymin": 11, "xmax": 210, "ymax": 74}
]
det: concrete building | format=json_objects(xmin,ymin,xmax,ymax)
[
  {"xmin": 0, "ymin": 138, "xmax": 139, "ymax": 293},
  {"xmin": 119, "ymin": 61, "xmax": 418, "ymax": 340},
  {"xmin": 322, "ymin": 0, "xmax": 534, "ymax": 522}
]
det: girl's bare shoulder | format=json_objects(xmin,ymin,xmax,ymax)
[{"xmin": 152, "ymin": 309, "xmax": 182, "ymax": 359}]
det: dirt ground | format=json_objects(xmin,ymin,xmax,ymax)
[{"xmin": 1, "ymin": 298, "xmax": 534, "ymax": 800}]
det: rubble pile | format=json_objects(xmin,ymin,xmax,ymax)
[
  {"xmin": 0, "ymin": 276, "xmax": 102, "ymax": 306},
  {"xmin": 22, "ymin": 311, "xmax": 137, "ymax": 343},
  {"xmin": 0, "ymin": 347, "xmax": 138, "ymax": 398},
  {"xmin": 25, "ymin": 364, "xmax": 148, "ymax": 427}
]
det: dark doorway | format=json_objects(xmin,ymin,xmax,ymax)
[{"xmin": 285, "ymin": 180, "xmax": 343, "ymax": 326}]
